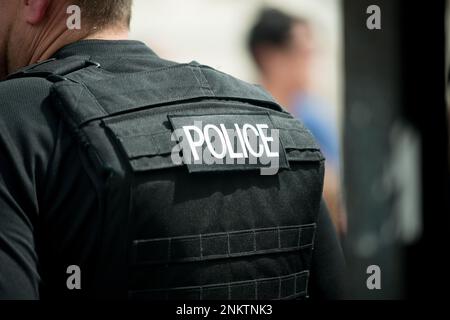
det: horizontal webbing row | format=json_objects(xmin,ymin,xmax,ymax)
[
  {"xmin": 129, "ymin": 271, "xmax": 309, "ymax": 300},
  {"xmin": 132, "ymin": 224, "xmax": 316, "ymax": 265}
]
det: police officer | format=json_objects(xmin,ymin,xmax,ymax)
[{"xmin": 0, "ymin": 0, "xmax": 344, "ymax": 299}]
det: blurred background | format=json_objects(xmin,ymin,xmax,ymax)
[
  {"xmin": 130, "ymin": 0, "xmax": 342, "ymax": 111},
  {"xmin": 129, "ymin": 0, "xmax": 450, "ymax": 299}
]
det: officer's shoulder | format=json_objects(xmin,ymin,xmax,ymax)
[
  {"xmin": 157, "ymin": 58, "xmax": 258, "ymax": 88},
  {"xmin": 0, "ymin": 77, "xmax": 54, "ymax": 127},
  {"xmin": 0, "ymin": 76, "xmax": 53, "ymax": 103},
  {"xmin": 190, "ymin": 62, "xmax": 251, "ymax": 84}
]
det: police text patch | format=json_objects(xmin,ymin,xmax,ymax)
[{"xmin": 168, "ymin": 113, "xmax": 289, "ymax": 175}]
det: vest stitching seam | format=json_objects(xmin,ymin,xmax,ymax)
[
  {"xmin": 129, "ymin": 271, "xmax": 310, "ymax": 299},
  {"xmin": 197, "ymin": 67, "xmax": 215, "ymax": 97},
  {"xmin": 278, "ymin": 277, "xmax": 282, "ymax": 299}
]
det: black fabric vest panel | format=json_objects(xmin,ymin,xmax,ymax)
[{"xmin": 8, "ymin": 57, "xmax": 325, "ymax": 300}]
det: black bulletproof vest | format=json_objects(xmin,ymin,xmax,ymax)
[{"xmin": 8, "ymin": 56, "xmax": 325, "ymax": 300}]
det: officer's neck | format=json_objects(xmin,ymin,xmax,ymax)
[
  {"xmin": 8, "ymin": 26, "xmax": 128, "ymax": 78},
  {"xmin": 30, "ymin": 28, "xmax": 130, "ymax": 65}
]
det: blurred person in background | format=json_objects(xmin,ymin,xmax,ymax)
[{"xmin": 247, "ymin": 7, "xmax": 346, "ymax": 236}]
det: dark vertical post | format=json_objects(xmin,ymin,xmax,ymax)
[
  {"xmin": 402, "ymin": 0, "xmax": 449, "ymax": 299},
  {"xmin": 343, "ymin": 0, "xmax": 449, "ymax": 299}
]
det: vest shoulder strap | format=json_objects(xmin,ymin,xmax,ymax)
[{"xmin": 6, "ymin": 55, "xmax": 100, "ymax": 82}]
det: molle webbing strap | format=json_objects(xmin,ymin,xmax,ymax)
[
  {"xmin": 130, "ymin": 271, "xmax": 310, "ymax": 300},
  {"xmin": 131, "ymin": 224, "xmax": 317, "ymax": 265}
]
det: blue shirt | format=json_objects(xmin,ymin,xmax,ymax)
[{"xmin": 292, "ymin": 94, "xmax": 340, "ymax": 170}]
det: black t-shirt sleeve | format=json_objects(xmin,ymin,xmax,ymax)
[
  {"xmin": 308, "ymin": 199, "xmax": 346, "ymax": 300},
  {"xmin": 0, "ymin": 78, "xmax": 56, "ymax": 299},
  {"xmin": 0, "ymin": 189, "xmax": 40, "ymax": 299}
]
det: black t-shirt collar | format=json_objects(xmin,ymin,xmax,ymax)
[{"xmin": 52, "ymin": 39, "xmax": 157, "ymax": 60}]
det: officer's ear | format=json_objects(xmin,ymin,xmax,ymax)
[{"xmin": 23, "ymin": 0, "xmax": 50, "ymax": 25}]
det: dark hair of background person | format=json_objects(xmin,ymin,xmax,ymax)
[
  {"xmin": 74, "ymin": 0, "xmax": 133, "ymax": 29},
  {"xmin": 247, "ymin": 7, "xmax": 308, "ymax": 70}
]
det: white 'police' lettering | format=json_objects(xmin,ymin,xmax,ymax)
[
  {"xmin": 182, "ymin": 123, "xmax": 279, "ymax": 162},
  {"xmin": 171, "ymin": 120, "xmax": 281, "ymax": 176}
]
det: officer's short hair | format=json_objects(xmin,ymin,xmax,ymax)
[
  {"xmin": 247, "ymin": 7, "xmax": 308, "ymax": 69},
  {"xmin": 73, "ymin": 0, "xmax": 133, "ymax": 29}
]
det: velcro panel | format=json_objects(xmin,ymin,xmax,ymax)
[
  {"xmin": 102, "ymin": 106, "xmax": 323, "ymax": 173},
  {"xmin": 132, "ymin": 224, "xmax": 316, "ymax": 265},
  {"xmin": 87, "ymin": 65, "xmax": 212, "ymax": 119},
  {"xmin": 56, "ymin": 63, "xmax": 281, "ymax": 126},
  {"xmin": 104, "ymin": 111, "xmax": 295, "ymax": 173},
  {"xmin": 129, "ymin": 271, "xmax": 310, "ymax": 300}
]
